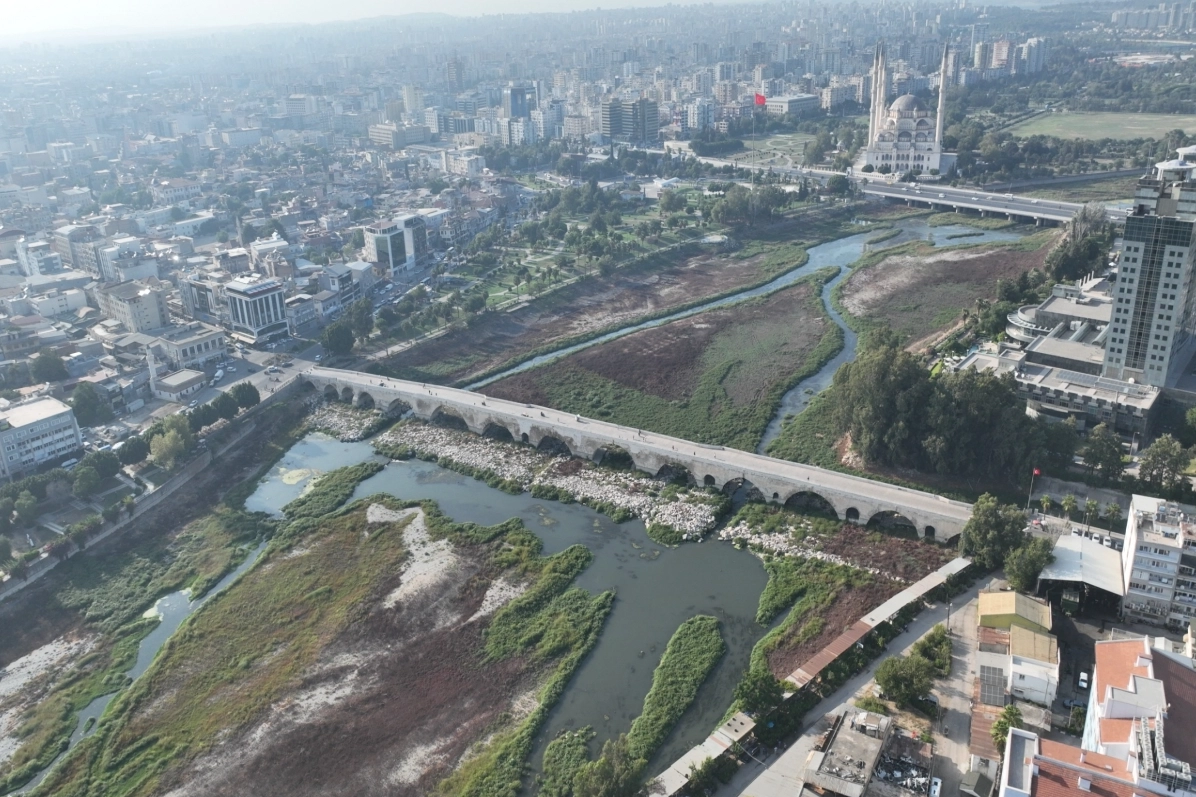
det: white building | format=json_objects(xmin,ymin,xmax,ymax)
[
  {"xmin": 1121, "ymin": 495, "xmax": 1196, "ymax": 628},
  {"xmin": 150, "ymin": 322, "xmax": 228, "ymax": 369},
  {"xmin": 15, "ymin": 239, "xmax": 62, "ymax": 276},
  {"xmin": 150, "ymin": 179, "xmax": 202, "ymax": 206},
  {"xmin": 858, "ymin": 42, "xmax": 956, "ymax": 176},
  {"xmin": 0, "ymin": 397, "xmax": 83, "ymax": 479},
  {"xmin": 224, "ymin": 274, "xmax": 288, "ymax": 344},
  {"xmin": 363, "ymin": 215, "xmax": 429, "ymax": 276}
]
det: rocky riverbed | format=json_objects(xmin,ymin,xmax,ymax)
[
  {"xmin": 372, "ymin": 422, "xmax": 723, "ymax": 541},
  {"xmin": 305, "ymin": 400, "xmax": 388, "ymax": 442}
]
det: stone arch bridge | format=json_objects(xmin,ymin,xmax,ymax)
[{"xmin": 300, "ymin": 367, "xmax": 973, "ymax": 539}]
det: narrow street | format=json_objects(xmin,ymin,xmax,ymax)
[{"xmin": 720, "ymin": 580, "xmax": 988, "ymax": 797}]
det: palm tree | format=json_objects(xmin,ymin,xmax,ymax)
[
  {"xmin": 1061, "ymin": 494, "xmax": 1078, "ymax": 519},
  {"xmin": 1084, "ymin": 499, "xmax": 1100, "ymax": 530},
  {"xmin": 1039, "ymin": 495, "xmax": 1052, "ymax": 516},
  {"xmin": 1104, "ymin": 502, "xmax": 1124, "ymax": 527}
]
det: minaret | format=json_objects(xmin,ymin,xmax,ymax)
[
  {"xmin": 869, "ymin": 42, "xmax": 887, "ymax": 145},
  {"xmin": 934, "ymin": 43, "xmax": 949, "ymax": 152}
]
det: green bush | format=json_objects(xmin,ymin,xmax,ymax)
[
  {"xmin": 627, "ymin": 616, "xmax": 725, "ymax": 761},
  {"xmin": 280, "ymin": 461, "xmax": 385, "ymax": 520}
]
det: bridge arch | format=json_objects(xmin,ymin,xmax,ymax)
[
  {"xmin": 340, "ymin": 386, "xmax": 354, "ymax": 403},
  {"xmin": 430, "ymin": 406, "xmax": 469, "ymax": 432},
  {"xmin": 384, "ymin": 397, "xmax": 411, "ymax": 416},
  {"xmin": 702, "ymin": 474, "xmax": 718, "ymax": 488},
  {"xmin": 537, "ymin": 435, "xmax": 572, "ymax": 457},
  {"xmin": 323, "ymin": 384, "xmax": 340, "ymax": 402},
  {"xmin": 844, "ymin": 507, "xmax": 861, "ymax": 523},
  {"xmin": 723, "ymin": 477, "xmax": 764, "ymax": 502},
  {"xmin": 656, "ymin": 463, "xmax": 692, "ymax": 485},
  {"xmin": 482, "ymin": 422, "xmax": 515, "ymax": 443},
  {"xmin": 355, "ymin": 391, "xmax": 375, "ymax": 410},
  {"xmin": 593, "ymin": 445, "xmax": 634, "ymax": 470},
  {"xmin": 783, "ymin": 491, "xmax": 839, "ymax": 519},
  {"xmin": 867, "ymin": 510, "xmax": 919, "ymax": 538}
]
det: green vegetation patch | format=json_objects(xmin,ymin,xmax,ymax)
[
  {"xmin": 626, "ymin": 615, "xmax": 725, "ymax": 761},
  {"xmin": 539, "ymin": 727, "xmax": 596, "ymax": 797},
  {"xmin": 1007, "ymin": 112, "xmax": 1196, "ymax": 140},
  {"xmin": 487, "ymin": 270, "xmax": 844, "ymax": 451},
  {"xmin": 925, "ymin": 212, "xmax": 1015, "ymax": 230},
  {"xmin": 280, "ymin": 461, "xmax": 385, "ymax": 519}
]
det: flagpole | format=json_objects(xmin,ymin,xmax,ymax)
[{"xmin": 1025, "ymin": 469, "xmax": 1038, "ymax": 513}]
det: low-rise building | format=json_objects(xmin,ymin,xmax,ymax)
[
  {"xmin": 763, "ymin": 94, "xmax": 819, "ymax": 116},
  {"xmin": 149, "ymin": 322, "xmax": 228, "ymax": 370},
  {"xmin": 152, "ymin": 369, "xmax": 207, "ymax": 403},
  {"xmin": 801, "ymin": 709, "xmax": 893, "ymax": 797},
  {"xmin": 312, "ymin": 290, "xmax": 341, "ymax": 321},
  {"xmin": 285, "ymin": 294, "xmax": 317, "ymax": 331},
  {"xmin": 0, "ymin": 397, "xmax": 83, "ymax": 479}
]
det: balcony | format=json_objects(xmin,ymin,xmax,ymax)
[{"xmin": 1006, "ymin": 305, "xmax": 1053, "ymax": 344}]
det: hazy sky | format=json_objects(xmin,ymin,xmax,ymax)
[{"xmin": 5, "ymin": 0, "xmax": 681, "ymax": 39}]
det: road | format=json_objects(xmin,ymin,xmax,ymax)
[
  {"xmin": 859, "ymin": 182, "xmax": 1098, "ymax": 223},
  {"xmin": 723, "ymin": 582, "xmax": 986, "ymax": 797}
]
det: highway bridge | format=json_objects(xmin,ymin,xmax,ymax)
[
  {"xmin": 860, "ymin": 181, "xmax": 1091, "ymax": 224},
  {"xmin": 300, "ymin": 367, "xmax": 974, "ymax": 539}
]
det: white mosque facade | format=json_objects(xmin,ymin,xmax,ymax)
[{"xmin": 857, "ymin": 42, "xmax": 957, "ymax": 177}]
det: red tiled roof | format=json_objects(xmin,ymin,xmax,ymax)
[
  {"xmin": 786, "ymin": 620, "xmax": 873, "ymax": 688},
  {"xmin": 970, "ymin": 679, "xmax": 1003, "ymax": 763},
  {"xmin": 1031, "ymin": 760, "xmax": 1136, "ymax": 797},
  {"xmin": 1094, "ymin": 638, "xmax": 1151, "ymax": 700},
  {"xmin": 1038, "ymin": 740, "xmax": 1131, "ymax": 780}
]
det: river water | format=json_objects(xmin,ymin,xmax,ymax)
[
  {"xmin": 466, "ymin": 217, "xmax": 1024, "ymax": 453},
  {"xmin": 15, "ymin": 539, "xmax": 269, "ymax": 795}
]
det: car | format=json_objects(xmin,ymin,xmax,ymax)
[
  {"xmin": 315, "ymin": 354, "xmax": 323, "ymax": 362},
  {"xmin": 930, "ymin": 778, "xmax": 942, "ymax": 797},
  {"xmin": 1078, "ymin": 671, "xmax": 1090, "ymax": 690},
  {"xmin": 226, "ymin": 365, "xmax": 236, "ymax": 372},
  {"xmin": 938, "ymin": 193, "xmax": 945, "ymax": 198},
  {"xmin": 1063, "ymin": 698, "xmax": 1086, "ymax": 709},
  {"xmin": 188, "ymin": 400, "xmax": 199, "ymax": 409},
  {"xmin": 280, "ymin": 361, "xmax": 293, "ymax": 368}
]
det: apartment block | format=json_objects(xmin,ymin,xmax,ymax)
[
  {"xmin": 1121, "ymin": 495, "xmax": 1196, "ymax": 627},
  {"xmin": 0, "ymin": 397, "xmax": 83, "ymax": 479}
]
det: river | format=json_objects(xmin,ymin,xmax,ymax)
[
  {"xmin": 466, "ymin": 216, "xmax": 1025, "ymax": 453},
  {"xmin": 13, "ymin": 540, "xmax": 269, "ymax": 795},
  {"xmin": 244, "ymin": 433, "xmax": 772, "ymax": 783}
]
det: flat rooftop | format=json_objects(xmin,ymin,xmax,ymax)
[
  {"xmin": 959, "ymin": 350, "xmax": 1158, "ymax": 412},
  {"xmin": 803, "ymin": 710, "xmax": 891, "ymax": 797},
  {"xmin": 0, "ymin": 397, "xmax": 72, "ymax": 428},
  {"xmin": 1025, "ymin": 336, "xmax": 1106, "ymax": 369},
  {"xmin": 1038, "ymin": 295, "xmax": 1112, "ymax": 323},
  {"xmin": 157, "ymin": 369, "xmax": 205, "ymax": 389}
]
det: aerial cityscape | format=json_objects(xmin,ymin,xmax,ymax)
[{"xmin": 4, "ymin": 1, "xmax": 1196, "ymax": 796}]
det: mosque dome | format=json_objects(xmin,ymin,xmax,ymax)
[{"xmin": 889, "ymin": 94, "xmax": 926, "ymax": 113}]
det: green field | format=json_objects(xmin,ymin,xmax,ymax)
[{"xmin": 1007, "ymin": 112, "xmax": 1196, "ymax": 140}]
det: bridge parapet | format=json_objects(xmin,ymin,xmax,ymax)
[{"xmin": 300, "ymin": 368, "xmax": 973, "ymax": 539}]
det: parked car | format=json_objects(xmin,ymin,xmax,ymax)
[
  {"xmin": 1063, "ymin": 698, "xmax": 1085, "ymax": 709},
  {"xmin": 1078, "ymin": 671, "xmax": 1090, "ymax": 690}
]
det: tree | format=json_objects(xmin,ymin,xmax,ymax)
[
  {"xmin": 1105, "ymin": 501, "xmax": 1124, "ymax": 526},
  {"xmin": 0, "ymin": 537, "xmax": 11, "ymax": 565},
  {"xmin": 1039, "ymin": 495, "xmax": 1052, "ymax": 516},
  {"xmin": 212, "ymin": 392, "xmax": 240, "ymax": 420},
  {"xmin": 826, "ymin": 174, "xmax": 851, "ymax": 195},
  {"xmin": 1061, "ymin": 494, "xmax": 1078, "ymax": 518},
  {"xmin": 118, "ymin": 436, "xmax": 149, "ymax": 465},
  {"xmin": 80, "ymin": 450, "xmax": 121, "ymax": 479},
  {"xmin": 1084, "ymin": 499, "xmax": 1100, "ymax": 528},
  {"xmin": 0, "ymin": 497, "xmax": 12, "ymax": 534},
  {"xmin": 14, "ymin": 490, "xmax": 37, "ymax": 525},
  {"xmin": 1082, "ymin": 423, "xmax": 1125, "ymax": 483},
  {"xmin": 229, "ymin": 382, "xmax": 261, "ymax": 409},
  {"xmin": 188, "ymin": 403, "xmax": 218, "ymax": 432},
  {"xmin": 572, "ymin": 734, "xmax": 647, "ymax": 797},
  {"xmin": 1138, "ymin": 434, "xmax": 1190, "ymax": 493},
  {"xmin": 31, "ymin": 349, "xmax": 68, "ymax": 382},
  {"xmin": 71, "ymin": 381, "xmax": 114, "ymax": 427},
  {"xmin": 1005, "ymin": 537, "xmax": 1055, "ymax": 593},
  {"xmin": 875, "ymin": 654, "xmax": 934, "ymax": 706},
  {"xmin": 321, "ymin": 321, "xmax": 355, "ymax": 356},
  {"xmin": 102, "ymin": 503, "xmax": 122, "ymax": 523},
  {"xmin": 72, "ymin": 466, "xmax": 100, "ymax": 498},
  {"xmin": 734, "ymin": 667, "xmax": 784, "ymax": 715},
  {"xmin": 991, "ymin": 704, "xmax": 1024, "ymax": 754},
  {"xmin": 960, "ymin": 494, "xmax": 1028, "ymax": 571},
  {"xmin": 658, "ymin": 190, "xmax": 686, "ymax": 214},
  {"xmin": 348, "ymin": 298, "xmax": 374, "ymax": 344},
  {"xmin": 151, "ymin": 429, "xmax": 186, "ymax": 470}
]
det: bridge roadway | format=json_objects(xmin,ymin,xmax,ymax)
[
  {"xmin": 301, "ymin": 367, "xmax": 974, "ymax": 539},
  {"xmin": 860, "ymin": 181, "xmax": 1126, "ymax": 223}
]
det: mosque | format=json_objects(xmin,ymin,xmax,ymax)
[{"xmin": 857, "ymin": 41, "xmax": 956, "ymax": 177}]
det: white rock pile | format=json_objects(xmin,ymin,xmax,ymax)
[
  {"xmin": 375, "ymin": 422, "xmax": 723, "ymax": 540},
  {"xmin": 719, "ymin": 520, "xmax": 895, "ymax": 578},
  {"xmin": 307, "ymin": 401, "xmax": 382, "ymax": 442}
]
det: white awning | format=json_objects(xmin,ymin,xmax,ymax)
[{"xmin": 1040, "ymin": 535, "xmax": 1124, "ymax": 596}]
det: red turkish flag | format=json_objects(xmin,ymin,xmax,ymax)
[
  {"xmin": 754, "ymin": 93, "xmax": 766, "ymax": 105},
  {"xmin": 1033, "ymin": 468, "xmax": 1041, "ymax": 476}
]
